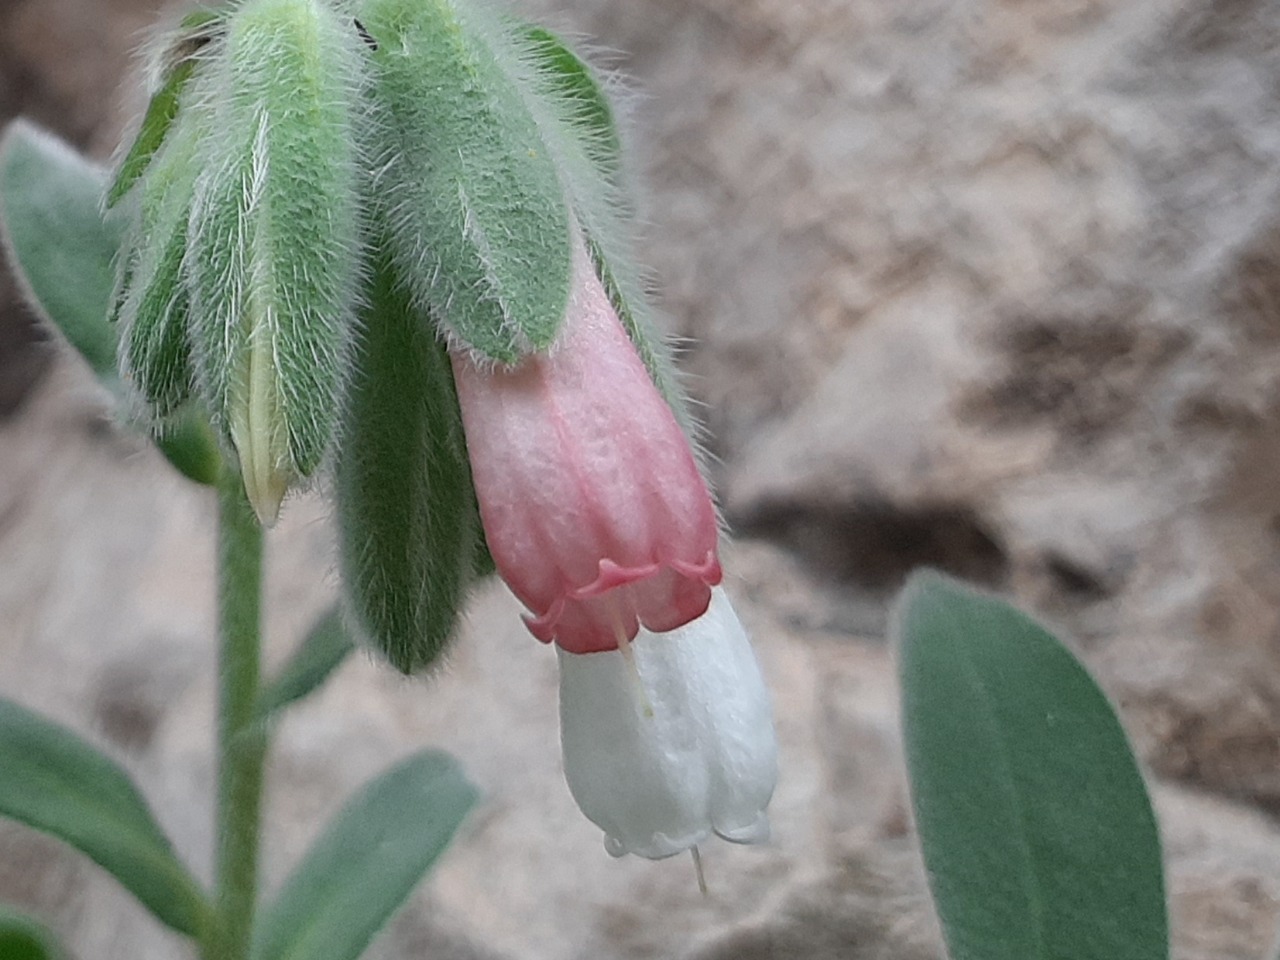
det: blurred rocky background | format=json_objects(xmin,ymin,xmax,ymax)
[{"xmin": 4, "ymin": 0, "xmax": 1280, "ymax": 956}]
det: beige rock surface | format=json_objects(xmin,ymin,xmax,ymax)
[
  {"xmin": 5, "ymin": 0, "xmax": 1280, "ymax": 954},
  {"xmin": 3, "ymin": 368, "xmax": 1280, "ymax": 957}
]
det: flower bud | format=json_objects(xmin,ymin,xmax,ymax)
[
  {"xmin": 185, "ymin": 0, "xmax": 365, "ymax": 523},
  {"xmin": 451, "ymin": 237, "xmax": 721, "ymax": 653},
  {"xmin": 558, "ymin": 587, "xmax": 778, "ymax": 859}
]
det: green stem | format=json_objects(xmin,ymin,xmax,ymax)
[{"xmin": 207, "ymin": 467, "xmax": 267, "ymax": 960}]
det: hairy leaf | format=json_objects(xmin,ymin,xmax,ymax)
[
  {"xmin": 361, "ymin": 0, "xmax": 572, "ymax": 363},
  {"xmin": 337, "ymin": 252, "xmax": 482, "ymax": 674}
]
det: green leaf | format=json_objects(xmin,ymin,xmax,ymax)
[
  {"xmin": 0, "ymin": 698, "xmax": 212, "ymax": 938},
  {"xmin": 894, "ymin": 573, "xmax": 1167, "ymax": 960},
  {"xmin": 251, "ymin": 750, "xmax": 477, "ymax": 960},
  {"xmin": 257, "ymin": 607, "xmax": 356, "ymax": 717},
  {"xmin": 105, "ymin": 3, "xmax": 228, "ymax": 208},
  {"xmin": 336, "ymin": 251, "xmax": 483, "ymax": 674},
  {"xmin": 106, "ymin": 60, "xmax": 197, "ymax": 208},
  {"xmin": 0, "ymin": 120, "xmax": 121, "ymax": 381},
  {"xmin": 178, "ymin": 6, "xmax": 226, "ymax": 31},
  {"xmin": 154, "ymin": 405, "xmax": 223, "ymax": 487},
  {"xmin": 187, "ymin": 0, "xmax": 366, "ymax": 501},
  {"xmin": 521, "ymin": 26, "xmax": 621, "ymax": 181},
  {"xmin": 362, "ymin": 0, "xmax": 573, "ymax": 363},
  {"xmin": 0, "ymin": 909, "xmax": 64, "ymax": 960},
  {"xmin": 115, "ymin": 108, "xmax": 202, "ymax": 420},
  {"xmin": 0, "ymin": 121, "xmax": 223, "ymax": 486}
]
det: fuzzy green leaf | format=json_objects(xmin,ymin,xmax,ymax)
[
  {"xmin": 119, "ymin": 236, "xmax": 193, "ymax": 420},
  {"xmin": 337, "ymin": 253, "xmax": 482, "ymax": 674},
  {"xmin": 0, "ymin": 698, "xmax": 211, "ymax": 938},
  {"xmin": 257, "ymin": 607, "xmax": 355, "ymax": 717},
  {"xmin": 251, "ymin": 751, "xmax": 477, "ymax": 960},
  {"xmin": 187, "ymin": 0, "xmax": 365, "ymax": 499},
  {"xmin": 521, "ymin": 26, "xmax": 621, "ymax": 181},
  {"xmin": 361, "ymin": 0, "xmax": 572, "ymax": 363},
  {"xmin": 106, "ymin": 61, "xmax": 197, "ymax": 209},
  {"xmin": 894, "ymin": 573, "xmax": 1167, "ymax": 960},
  {"xmin": 0, "ymin": 121, "xmax": 121, "ymax": 380},
  {"xmin": 114, "ymin": 106, "xmax": 202, "ymax": 420},
  {"xmin": 106, "ymin": 1, "xmax": 228, "ymax": 208}
]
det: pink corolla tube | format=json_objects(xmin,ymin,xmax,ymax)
[{"xmin": 451, "ymin": 239, "xmax": 721, "ymax": 654}]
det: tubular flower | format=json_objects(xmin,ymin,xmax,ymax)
[
  {"xmin": 450, "ymin": 238, "xmax": 722, "ymax": 654},
  {"xmin": 558, "ymin": 586, "xmax": 778, "ymax": 859}
]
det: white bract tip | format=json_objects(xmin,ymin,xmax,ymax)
[{"xmin": 558, "ymin": 586, "xmax": 778, "ymax": 860}]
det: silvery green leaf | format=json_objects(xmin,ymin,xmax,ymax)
[
  {"xmin": 0, "ymin": 120, "xmax": 120, "ymax": 380},
  {"xmin": 250, "ymin": 751, "xmax": 476, "ymax": 960},
  {"xmin": 359, "ymin": 0, "xmax": 573, "ymax": 364},
  {"xmin": 187, "ymin": 0, "xmax": 366, "ymax": 521},
  {"xmin": 0, "ymin": 698, "xmax": 212, "ymax": 937},
  {"xmin": 895, "ymin": 573, "xmax": 1167, "ymax": 960},
  {"xmin": 0, "ymin": 120, "xmax": 221, "ymax": 485}
]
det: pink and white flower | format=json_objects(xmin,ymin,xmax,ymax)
[{"xmin": 452, "ymin": 236, "xmax": 775, "ymax": 860}]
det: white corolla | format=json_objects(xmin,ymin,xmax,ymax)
[{"xmin": 557, "ymin": 586, "xmax": 778, "ymax": 860}]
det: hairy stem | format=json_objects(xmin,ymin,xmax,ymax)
[{"xmin": 207, "ymin": 468, "xmax": 267, "ymax": 960}]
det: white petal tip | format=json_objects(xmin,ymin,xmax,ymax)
[
  {"xmin": 715, "ymin": 811, "xmax": 771, "ymax": 846},
  {"xmin": 604, "ymin": 829, "xmax": 713, "ymax": 860}
]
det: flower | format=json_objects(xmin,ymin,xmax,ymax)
[
  {"xmin": 558, "ymin": 586, "xmax": 778, "ymax": 859},
  {"xmin": 450, "ymin": 237, "xmax": 722, "ymax": 654}
]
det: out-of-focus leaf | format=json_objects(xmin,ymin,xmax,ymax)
[
  {"xmin": 0, "ymin": 698, "xmax": 211, "ymax": 938},
  {"xmin": 251, "ymin": 751, "xmax": 477, "ymax": 960},
  {"xmin": 155, "ymin": 407, "xmax": 223, "ymax": 487},
  {"xmin": 0, "ymin": 908, "xmax": 64, "ymax": 960},
  {"xmin": 0, "ymin": 120, "xmax": 120, "ymax": 380},
  {"xmin": 257, "ymin": 607, "xmax": 356, "ymax": 718},
  {"xmin": 0, "ymin": 120, "xmax": 223, "ymax": 486},
  {"xmin": 894, "ymin": 572, "xmax": 1167, "ymax": 960}
]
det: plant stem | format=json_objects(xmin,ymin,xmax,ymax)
[{"xmin": 208, "ymin": 468, "xmax": 267, "ymax": 960}]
